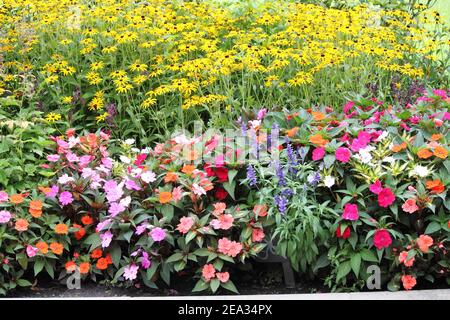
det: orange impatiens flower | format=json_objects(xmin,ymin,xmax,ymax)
[
  {"xmin": 181, "ymin": 164, "xmax": 195, "ymax": 175},
  {"xmin": 81, "ymin": 215, "xmax": 93, "ymax": 225},
  {"xmin": 391, "ymin": 142, "xmax": 407, "ymax": 153},
  {"xmin": 159, "ymin": 191, "xmax": 173, "ymax": 204},
  {"xmin": 15, "ymin": 219, "xmax": 29, "ymax": 232},
  {"xmin": 65, "ymin": 261, "xmax": 76, "ymax": 272},
  {"xmin": 55, "ymin": 223, "xmax": 69, "ymax": 235},
  {"xmin": 164, "ymin": 172, "xmax": 178, "ymax": 183},
  {"xmin": 50, "ymin": 242, "xmax": 64, "ymax": 255},
  {"xmin": 73, "ymin": 224, "xmax": 86, "ymax": 240},
  {"xmin": 433, "ymin": 146, "xmax": 448, "ymax": 159},
  {"xmin": 417, "ymin": 148, "xmax": 433, "ymax": 159},
  {"xmin": 96, "ymin": 257, "xmax": 108, "ymax": 270},
  {"xmin": 430, "ymin": 134, "xmax": 442, "ymax": 141},
  {"xmin": 90, "ymin": 248, "xmax": 103, "ymax": 259},
  {"xmin": 311, "ymin": 111, "xmax": 326, "ymax": 121},
  {"xmin": 36, "ymin": 241, "xmax": 48, "ymax": 254},
  {"xmin": 426, "ymin": 180, "xmax": 445, "ymax": 194},
  {"xmin": 10, "ymin": 194, "xmax": 25, "ymax": 204},
  {"xmin": 309, "ymin": 133, "xmax": 329, "ymax": 147},
  {"xmin": 29, "ymin": 199, "xmax": 43, "ymax": 218},
  {"xmin": 285, "ymin": 127, "xmax": 299, "ymax": 138},
  {"xmin": 79, "ymin": 262, "xmax": 90, "ymax": 274}
]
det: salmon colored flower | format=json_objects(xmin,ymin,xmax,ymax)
[
  {"xmin": 309, "ymin": 133, "xmax": 328, "ymax": 147},
  {"xmin": 15, "ymin": 219, "xmax": 29, "ymax": 232},
  {"xmin": 79, "ymin": 262, "xmax": 90, "ymax": 274},
  {"xmin": 401, "ymin": 275, "xmax": 416, "ymax": 290},
  {"xmin": 216, "ymin": 272, "xmax": 230, "ymax": 283},
  {"xmin": 213, "ymin": 202, "xmax": 226, "ymax": 216},
  {"xmin": 426, "ymin": 180, "xmax": 445, "ymax": 194},
  {"xmin": 55, "ymin": 223, "xmax": 69, "ymax": 235},
  {"xmin": 176, "ymin": 216, "xmax": 194, "ymax": 234},
  {"xmin": 253, "ymin": 204, "xmax": 268, "ymax": 217},
  {"xmin": 430, "ymin": 134, "xmax": 442, "ymax": 141},
  {"xmin": 159, "ymin": 191, "xmax": 173, "ymax": 204},
  {"xmin": 417, "ymin": 235, "xmax": 433, "ymax": 253},
  {"xmin": 433, "ymin": 146, "xmax": 448, "ymax": 159},
  {"xmin": 391, "ymin": 142, "xmax": 407, "ymax": 153},
  {"xmin": 181, "ymin": 164, "xmax": 195, "ymax": 175},
  {"xmin": 311, "ymin": 111, "xmax": 326, "ymax": 121},
  {"xmin": 36, "ymin": 241, "xmax": 48, "ymax": 254},
  {"xmin": 202, "ymin": 264, "xmax": 216, "ymax": 282},
  {"xmin": 399, "ymin": 251, "xmax": 414, "ymax": 267},
  {"xmin": 285, "ymin": 127, "xmax": 299, "ymax": 138},
  {"xmin": 10, "ymin": 194, "xmax": 25, "ymax": 204},
  {"xmin": 50, "ymin": 242, "xmax": 64, "ymax": 255},
  {"xmin": 252, "ymin": 228, "xmax": 265, "ymax": 242},
  {"xmin": 417, "ymin": 148, "xmax": 433, "ymax": 159},
  {"xmin": 402, "ymin": 199, "xmax": 419, "ymax": 214}
]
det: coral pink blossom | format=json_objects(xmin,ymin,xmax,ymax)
[
  {"xmin": 312, "ymin": 147, "xmax": 325, "ymax": 161},
  {"xmin": 417, "ymin": 235, "xmax": 433, "ymax": 253},
  {"xmin": 213, "ymin": 202, "xmax": 226, "ymax": 216},
  {"xmin": 342, "ymin": 203, "xmax": 359, "ymax": 221},
  {"xmin": 402, "ymin": 199, "xmax": 419, "ymax": 214},
  {"xmin": 401, "ymin": 275, "xmax": 416, "ymax": 290},
  {"xmin": 172, "ymin": 186, "xmax": 183, "ymax": 202},
  {"xmin": 335, "ymin": 147, "xmax": 351, "ymax": 163},
  {"xmin": 176, "ymin": 216, "xmax": 194, "ymax": 234},
  {"xmin": 373, "ymin": 229, "xmax": 392, "ymax": 250},
  {"xmin": 202, "ymin": 264, "xmax": 216, "ymax": 282},
  {"xmin": 216, "ymin": 272, "xmax": 230, "ymax": 283},
  {"xmin": 218, "ymin": 238, "xmax": 242, "ymax": 257},
  {"xmin": 369, "ymin": 180, "xmax": 383, "ymax": 194},
  {"xmin": 252, "ymin": 228, "xmax": 265, "ymax": 242},
  {"xmin": 377, "ymin": 188, "xmax": 395, "ymax": 207},
  {"xmin": 399, "ymin": 251, "xmax": 414, "ymax": 267}
]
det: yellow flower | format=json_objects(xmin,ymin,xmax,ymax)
[{"xmin": 45, "ymin": 113, "xmax": 61, "ymax": 122}]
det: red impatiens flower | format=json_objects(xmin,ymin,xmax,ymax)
[
  {"xmin": 214, "ymin": 187, "xmax": 228, "ymax": 200},
  {"xmin": 378, "ymin": 188, "xmax": 395, "ymax": 207},
  {"xmin": 335, "ymin": 224, "xmax": 351, "ymax": 239},
  {"xmin": 373, "ymin": 229, "xmax": 392, "ymax": 250}
]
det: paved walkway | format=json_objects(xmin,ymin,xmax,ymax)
[{"xmin": 16, "ymin": 289, "xmax": 450, "ymax": 300}]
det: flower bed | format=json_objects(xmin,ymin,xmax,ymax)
[{"xmin": 0, "ymin": 89, "xmax": 448, "ymax": 295}]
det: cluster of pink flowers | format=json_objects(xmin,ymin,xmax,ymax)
[
  {"xmin": 201, "ymin": 264, "xmax": 230, "ymax": 283},
  {"xmin": 217, "ymin": 238, "xmax": 243, "ymax": 257}
]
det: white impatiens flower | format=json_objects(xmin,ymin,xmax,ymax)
[
  {"xmin": 124, "ymin": 139, "xmax": 135, "ymax": 145},
  {"xmin": 375, "ymin": 131, "xmax": 389, "ymax": 142},
  {"xmin": 141, "ymin": 171, "xmax": 156, "ymax": 183},
  {"xmin": 323, "ymin": 175, "xmax": 335, "ymax": 188},
  {"xmin": 354, "ymin": 145, "xmax": 375, "ymax": 164},
  {"xmin": 382, "ymin": 156, "xmax": 396, "ymax": 165},
  {"xmin": 119, "ymin": 155, "xmax": 131, "ymax": 164},
  {"xmin": 411, "ymin": 165, "xmax": 429, "ymax": 178}
]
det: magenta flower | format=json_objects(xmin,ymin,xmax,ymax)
[
  {"xmin": 335, "ymin": 147, "xmax": 351, "ymax": 163},
  {"xmin": 342, "ymin": 203, "xmax": 359, "ymax": 221},
  {"xmin": 369, "ymin": 180, "xmax": 383, "ymax": 194},
  {"xmin": 312, "ymin": 147, "xmax": 326, "ymax": 161},
  {"xmin": 141, "ymin": 252, "xmax": 151, "ymax": 270},
  {"xmin": 150, "ymin": 227, "xmax": 166, "ymax": 242},
  {"xmin": 378, "ymin": 188, "xmax": 395, "ymax": 208},
  {"xmin": 373, "ymin": 229, "xmax": 392, "ymax": 250},
  {"xmin": 59, "ymin": 191, "xmax": 73, "ymax": 206},
  {"xmin": 46, "ymin": 154, "xmax": 60, "ymax": 162},
  {"xmin": 45, "ymin": 185, "xmax": 59, "ymax": 198},
  {"xmin": 108, "ymin": 202, "xmax": 126, "ymax": 217},
  {"xmin": 125, "ymin": 179, "xmax": 141, "ymax": 191}
]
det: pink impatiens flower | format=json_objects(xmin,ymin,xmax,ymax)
[
  {"xmin": 335, "ymin": 147, "xmax": 351, "ymax": 163},
  {"xmin": 100, "ymin": 231, "xmax": 113, "ymax": 248},
  {"xmin": 218, "ymin": 238, "xmax": 243, "ymax": 257},
  {"xmin": 176, "ymin": 216, "xmax": 194, "ymax": 234},
  {"xmin": 46, "ymin": 154, "xmax": 60, "ymax": 162},
  {"xmin": 378, "ymin": 188, "xmax": 395, "ymax": 207},
  {"xmin": 399, "ymin": 251, "xmax": 414, "ymax": 267},
  {"xmin": 123, "ymin": 264, "xmax": 139, "ymax": 281},
  {"xmin": 342, "ymin": 203, "xmax": 359, "ymax": 221},
  {"xmin": 373, "ymin": 229, "xmax": 392, "ymax": 250},
  {"xmin": 0, "ymin": 210, "xmax": 11, "ymax": 224},
  {"xmin": 150, "ymin": 227, "xmax": 166, "ymax": 242},
  {"xmin": 59, "ymin": 191, "xmax": 73, "ymax": 206},
  {"xmin": 192, "ymin": 183, "xmax": 206, "ymax": 196},
  {"xmin": 402, "ymin": 199, "xmax": 419, "ymax": 214},
  {"xmin": 212, "ymin": 202, "xmax": 226, "ymax": 216},
  {"xmin": 26, "ymin": 245, "xmax": 38, "ymax": 258},
  {"xmin": 0, "ymin": 191, "xmax": 8, "ymax": 203},
  {"xmin": 252, "ymin": 228, "xmax": 265, "ymax": 242},
  {"xmin": 172, "ymin": 186, "xmax": 183, "ymax": 202},
  {"xmin": 312, "ymin": 147, "xmax": 325, "ymax": 161},
  {"xmin": 216, "ymin": 272, "xmax": 230, "ymax": 283},
  {"xmin": 369, "ymin": 180, "xmax": 383, "ymax": 194}
]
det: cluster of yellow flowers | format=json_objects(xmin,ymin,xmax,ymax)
[{"xmin": 0, "ymin": 0, "xmax": 447, "ymax": 123}]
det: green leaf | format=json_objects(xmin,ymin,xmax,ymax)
[
  {"xmin": 210, "ymin": 278, "xmax": 220, "ymax": 293},
  {"xmin": 17, "ymin": 253, "xmax": 28, "ymax": 270},
  {"xmin": 84, "ymin": 233, "xmax": 101, "ymax": 250},
  {"xmin": 109, "ymin": 245, "xmax": 121, "ymax": 268},
  {"xmin": 185, "ymin": 231, "xmax": 196, "ymax": 244},
  {"xmin": 350, "ymin": 253, "xmax": 361, "ymax": 276},
  {"xmin": 425, "ymin": 222, "xmax": 441, "ymax": 234},
  {"xmin": 16, "ymin": 279, "xmax": 32, "ymax": 287},
  {"xmin": 360, "ymin": 249, "xmax": 378, "ymax": 262},
  {"xmin": 34, "ymin": 258, "xmax": 45, "ymax": 276},
  {"xmin": 221, "ymin": 280, "xmax": 239, "ymax": 293},
  {"xmin": 336, "ymin": 260, "xmax": 351, "ymax": 282},
  {"xmin": 166, "ymin": 252, "xmax": 184, "ymax": 263},
  {"xmin": 222, "ymin": 181, "xmax": 235, "ymax": 200},
  {"xmin": 192, "ymin": 279, "xmax": 208, "ymax": 292}
]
